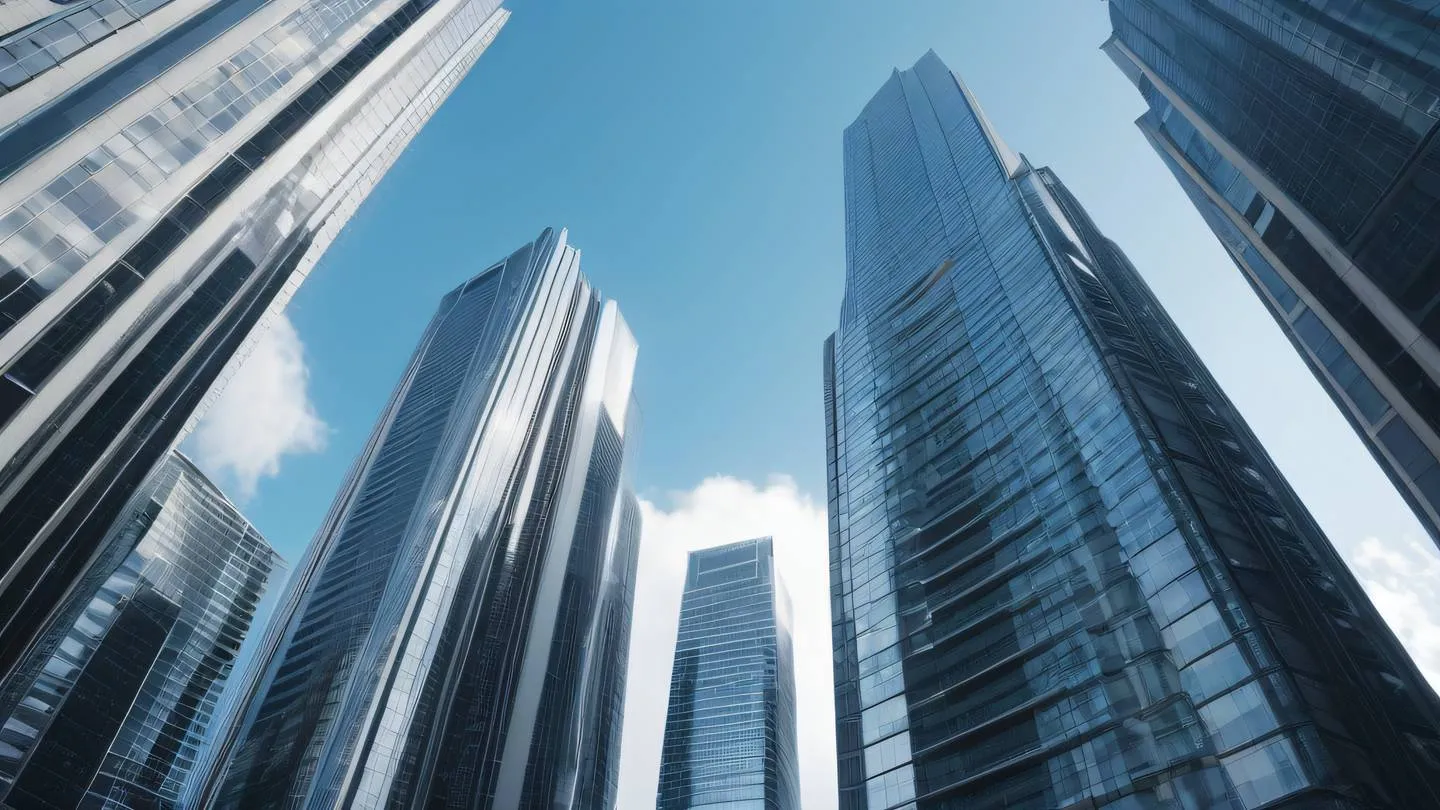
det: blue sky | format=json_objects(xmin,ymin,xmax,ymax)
[{"xmin": 187, "ymin": 1, "xmax": 1440, "ymax": 806}]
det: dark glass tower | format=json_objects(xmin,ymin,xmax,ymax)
[
  {"xmin": 824, "ymin": 51, "xmax": 1440, "ymax": 810},
  {"xmin": 0, "ymin": 451, "xmax": 282, "ymax": 809},
  {"xmin": 1103, "ymin": 0, "xmax": 1440, "ymax": 547},
  {"xmin": 200, "ymin": 229, "xmax": 642, "ymax": 810},
  {"xmin": 657, "ymin": 537, "xmax": 800, "ymax": 810},
  {"xmin": 0, "ymin": 0, "xmax": 510, "ymax": 689}
]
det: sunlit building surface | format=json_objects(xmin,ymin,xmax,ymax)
[
  {"xmin": 1105, "ymin": 0, "xmax": 1440, "ymax": 547},
  {"xmin": 657, "ymin": 537, "xmax": 800, "ymax": 810},
  {"xmin": 0, "ymin": 0, "xmax": 510, "ymax": 691},
  {"xmin": 0, "ymin": 452, "xmax": 281, "ymax": 809},
  {"xmin": 825, "ymin": 51, "xmax": 1440, "ymax": 810},
  {"xmin": 201, "ymin": 228, "xmax": 642, "ymax": 810}
]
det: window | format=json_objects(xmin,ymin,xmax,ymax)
[
  {"xmin": 1243, "ymin": 251, "xmax": 1299, "ymax": 313},
  {"xmin": 865, "ymin": 764, "xmax": 915, "ymax": 808},
  {"xmin": 1198, "ymin": 680, "xmax": 1279, "ymax": 751},
  {"xmin": 1152, "ymin": 570, "xmax": 1212, "ymax": 626},
  {"xmin": 1379, "ymin": 418, "xmax": 1438, "ymax": 479},
  {"xmin": 864, "ymin": 732, "xmax": 912, "ymax": 776},
  {"xmin": 1221, "ymin": 736, "xmax": 1308, "ymax": 806},
  {"xmin": 1293, "ymin": 310, "xmax": 1390, "ymax": 423},
  {"xmin": 1162, "ymin": 602, "xmax": 1230, "ymax": 666},
  {"xmin": 862, "ymin": 695, "xmax": 908, "ymax": 745},
  {"xmin": 1181, "ymin": 643, "xmax": 1251, "ymax": 704}
]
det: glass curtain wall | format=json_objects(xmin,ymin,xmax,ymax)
[{"xmin": 825, "ymin": 51, "xmax": 1440, "ymax": 810}]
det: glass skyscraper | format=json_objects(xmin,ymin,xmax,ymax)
[
  {"xmin": 0, "ymin": 451, "xmax": 282, "ymax": 809},
  {"xmin": 0, "ymin": 0, "xmax": 510, "ymax": 688},
  {"xmin": 1103, "ymin": 0, "xmax": 1440, "ymax": 547},
  {"xmin": 825, "ymin": 51, "xmax": 1440, "ymax": 810},
  {"xmin": 656, "ymin": 537, "xmax": 801, "ymax": 810},
  {"xmin": 200, "ymin": 228, "xmax": 642, "ymax": 810}
]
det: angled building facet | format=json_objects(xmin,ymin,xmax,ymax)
[
  {"xmin": 0, "ymin": 0, "xmax": 510, "ymax": 688},
  {"xmin": 656, "ymin": 537, "xmax": 801, "ymax": 810},
  {"xmin": 0, "ymin": 451, "xmax": 282, "ymax": 809},
  {"xmin": 200, "ymin": 228, "xmax": 642, "ymax": 810},
  {"xmin": 826, "ymin": 51, "xmax": 1440, "ymax": 810},
  {"xmin": 1104, "ymin": 0, "xmax": 1440, "ymax": 548}
]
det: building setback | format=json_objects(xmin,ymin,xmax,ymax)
[
  {"xmin": 825, "ymin": 51, "xmax": 1440, "ymax": 810},
  {"xmin": 657, "ymin": 537, "xmax": 801, "ymax": 810},
  {"xmin": 0, "ymin": 452, "xmax": 282, "ymax": 810},
  {"xmin": 200, "ymin": 228, "xmax": 642, "ymax": 810},
  {"xmin": 1104, "ymin": 0, "xmax": 1440, "ymax": 547},
  {"xmin": 0, "ymin": 0, "xmax": 510, "ymax": 689}
]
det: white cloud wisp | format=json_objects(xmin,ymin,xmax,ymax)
[
  {"xmin": 617, "ymin": 474, "xmax": 838, "ymax": 810},
  {"xmin": 189, "ymin": 313, "xmax": 328, "ymax": 499},
  {"xmin": 1346, "ymin": 534, "xmax": 1440, "ymax": 689}
]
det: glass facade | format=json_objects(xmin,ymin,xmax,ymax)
[
  {"xmin": 0, "ymin": 451, "xmax": 282, "ymax": 809},
  {"xmin": 657, "ymin": 537, "xmax": 801, "ymax": 810},
  {"xmin": 1103, "ymin": 0, "xmax": 1440, "ymax": 547},
  {"xmin": 199, "ymin": 228, "xmax": 643, "ymax": 810},
  {"xmin": 0, "ymin": 0, "xmax": 511, "ymax": 693},
  {"xmin": 825, "ymin": 51, "xmax": 1440, "ymax": 810}
]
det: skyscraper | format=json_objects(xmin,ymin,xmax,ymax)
[
  {"xmin": 0, "ymin": 451, "xmax": 281, "ymax": 810},
  {"xmin": 825, "ymin": 51, "xmax": 1440, "ymax": 809},
  {"xmin": 1102, "ymin": 1, "xmax": 1440, "ymax": 547},
  {"xmin": 656, "ymin": 537, "xmax": 801, "ymax": 810},
  {"xmin": 0, "ymin": 0, "xmax": 511, "ymax": 687},
  {"xmin": 201, "ymin": 228, "xmax": 642, "ymax": 810}
]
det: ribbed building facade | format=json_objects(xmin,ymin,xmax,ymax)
[
  {"xmin": 1103, "ymin": 0, "xmax": 1440, "ymax": 547},
  {"xmin": 0, "ymin": 0, "xmax": 510, "ymax": 690},
  {"xmin": 0, "ymin": 451, "xmax": 281, "ymax": 810},
  {"xmin": 200, "ymin": 228, "xmax": 642, "ymax": 810},
  {"xmin": 825, "ymin": 51, "xmax": 1440, "ymax": 810},
  {"xmin": 656, "ymin": 537, "xmax": 801, "ymax": 810}
]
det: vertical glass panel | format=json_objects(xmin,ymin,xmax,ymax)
[
  {"xmin": 1221, "ymin": 736, "xmax": 1309, "ymax": 807},
  {"xmin": 862, "ymin": 695, "xmax": 909, "ymax": 745}
]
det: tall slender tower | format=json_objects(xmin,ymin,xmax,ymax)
[
  {"xmin": 1103, "ymin": 1, "xmax": 1440, "ymax": 547},
  {"xmin": 201, "ymin": 228, "xmax": 642, "ymax": 810},
  {"xmin": 656, "ymin": 537, "xmax": 801, "ymax": 810},
  {"xmin": 0, "ymin": 0, "xmax": 510, "ymax": 686},
  {"xmin": 0, "ymin": 451, "xmax": 282, "ymax": 809},
  {"xmin": 825, "ymin": 51, "xmax": 1440, "ymax": 810}
]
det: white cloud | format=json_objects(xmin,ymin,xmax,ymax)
[
  {"xmin": 1346, "ymin": 535, "xmax": 1440, "ymax": 689},
  {"xmin": 188, "ymin": 313, "xmax": 328, "ymax": 499},
  {"xmin": 618, "ymin": 475, "xmax": 838, "ymax": 810}
]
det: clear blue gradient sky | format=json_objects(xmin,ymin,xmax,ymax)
[{"xmin": 204, "ymin": 0, "xmax": 1436, "ymax": 800}]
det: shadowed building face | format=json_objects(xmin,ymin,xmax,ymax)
[{"xmin": 1104, "ymin": 0, "xmax": 1440, "ymax": 549}]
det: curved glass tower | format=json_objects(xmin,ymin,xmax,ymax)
[
  {"xmin": 0, "ymin": 451, "xmax": 281, "ymax": 809},
  {"xmin": 825, "ymin": 51, "xmax": 1440, "ymax": 810},
  {"xmin": 200, "ymin": 228, "xmax": 642, "ymax": 810},
  {"xmin": 656, "ymin": 537, "xmax": 801, "ymax": 810},
  {"xmin": 0, "ymin": 0, "xmax": 510, "ymax": 690}
]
